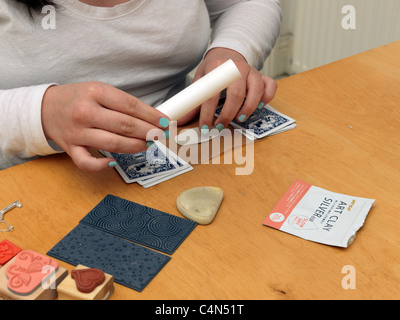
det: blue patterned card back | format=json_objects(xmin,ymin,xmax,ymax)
[
  {"xmin": 47, "ymin": 224, "xmax": 170, "ymax": 292},
  {"xmin": 79, "ymin": 194, "xmax": 197, "ymax": 255},
  {"xmin": 216, "ymin": 104, "xmax": 290, "ymax": 135}
]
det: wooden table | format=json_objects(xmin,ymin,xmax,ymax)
[{"xmin": 1, "ymin": 41, "xmax": 400, "ymax": 301}]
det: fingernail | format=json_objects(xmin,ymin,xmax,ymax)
[
  {"xmin": 146, "ymin": 141, "xmax": 154, "ymax": 148},
  {"xmin": 159, "ymin": 117, "xmax": 169, "ymax": 128},
  {"xmin": 257, "ymin": 102, "xmax": 265, "ymax": 109},
  {"xmin": 108, "ymin": 161, "xmax": 117, "ymax": 168},
  {"xmin": 201, "ymin": 124, "xmax": 209, "ymax": 134},
  {"xmin": 216, "ymin": 123, "xmax": 224, "ymax": 131},
  {"xmin": 238, "ymin": 114, "xmax": 247, "ymax": 122},
  {"xmin": 163, "ymin": 129, "xmax": 170, "ymax": 139}
]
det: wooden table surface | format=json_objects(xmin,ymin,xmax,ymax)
[{"xmin": 1, "ymin": 41, "xmax": 400, "ymax": 300}]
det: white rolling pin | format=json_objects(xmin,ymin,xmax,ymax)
[{"xmin": 156, "ymin": 59, "xmax": 242, "ymax": 120}]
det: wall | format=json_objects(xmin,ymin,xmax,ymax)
[{"xmin": 263, "ymin": 0, "xmax": 400, "ymax": 78}]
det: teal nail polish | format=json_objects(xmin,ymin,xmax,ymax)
[
  {"xmin": 216, "ymin": 123, "xmax": 224, "ymax": 131},
  {"xmin": 163, "ymin": 129, "xmax": 170, "ymax": 139},
  {"xmin": 257, "ymin": 102, "xmax": 265, "ymax": 109},
  {"xmin": 108, "ymin": 161, "xmax": 117, "ymax": 168},
  {"xmin": 159, "ymin": 117, "xmax": 169, "ymax": 128},
  {"xmin": 146, "ymin": 141, "xmax": 154, "ymax": 148},
  {"xmin": 201, "ymin": 124, "xmax": 209, "ymax": 134},
  {"xmin": 238, "ymin": 114, "xmax": 247, "ymax": 122}
]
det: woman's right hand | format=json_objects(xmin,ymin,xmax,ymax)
[{"xmin": 41, "ymin": 81, "xmax": 169, "ymax": 172}]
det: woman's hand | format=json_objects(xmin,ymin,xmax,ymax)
[
  {"xmin": 179, "ymin": 47, "xmax": 277, "ymax": 132},
  {"xmin": 41, "ymin": 81, "xmax": 169, "ymax": 171}
]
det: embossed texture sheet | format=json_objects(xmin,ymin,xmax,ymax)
[
  {"xmin": 47, "ymin": 224, "xmax": 171, "ymax": 292},
  {"xmin": 79, "ymin": 194, "xmax": 197, "ymax": 254},
  {"xmin": 47, "ymin": 195, "xmax": 197, "ymax": 292}
]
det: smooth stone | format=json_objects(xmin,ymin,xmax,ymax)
[{"xmin": 176, "ymin": 187, "xmax": 224, "ymax": 225}]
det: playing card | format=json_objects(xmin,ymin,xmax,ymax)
[
  {"xmin": 241, "ymin": 123, "xmax": 297, "ymax": 140},
  {"xmin": 215, "ymin": 104, "xmax": 296, "ymax": 140},
  {"xmin": 137, "ymin": 143, "xmax": 193, "ymax": 188},
  {"xmin": 100, "ymin": 141, "xmax": 181, "ymax": 184}
]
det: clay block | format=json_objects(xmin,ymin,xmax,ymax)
[
  {"xmin": 0, "ymin": 250, "xmax": 67, "ymax": 300},
  {"xmin": 0, "ymin": 239, "xmax": 22, "ymax": 266},
  {"xmin": 57, "ymin": 265, "xmax": 114, "ymax": 300}
]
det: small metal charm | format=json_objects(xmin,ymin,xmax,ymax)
[
  {"xmin": 0, "ymin": 201, "xmax": 23, "ymax": 232},
  {"xmin": 0, "ymin": 220, "xmax": 13, "ymax": 232}
]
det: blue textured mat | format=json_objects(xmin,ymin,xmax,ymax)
[
  {"xmin": 47, "ymin": 224, "xmax": 170, "ymax": 292},
  {"xmin": 79, "ymin": 194, "xmax": 197, "ymax": 255}
]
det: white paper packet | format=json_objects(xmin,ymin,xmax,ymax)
[{"xmin": 263, "ymin": 179, "xmax": 375, "ymax": 247}]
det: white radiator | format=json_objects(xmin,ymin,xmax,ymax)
[{"xmin": 263, "ymin": 0, "xmax": 400, "ymax": 77}]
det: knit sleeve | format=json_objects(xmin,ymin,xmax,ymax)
[
  {"xmin": 0, "ymin": 84, "xmax": 63, "ymax": 170},
  {"xmin": 205, "ymin": 0, "xmax": 282, "ymax": 70}
]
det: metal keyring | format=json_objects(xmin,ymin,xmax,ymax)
[
  {"xmin": 0, "ymin": 201, "xmax": 22, "ymax": 232},
  {"xmin": 0, "ymin": 220, "xmax": 14, "ymax": 232}
]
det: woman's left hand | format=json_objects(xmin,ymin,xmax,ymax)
[{"xmin": 178, "ymin": 47, "xmax": 277, "ymax": 132}]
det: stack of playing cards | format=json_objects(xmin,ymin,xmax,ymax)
[
  {"xmin": 101, "ymin": 101, "xmax": 294, "ymax": 187},
  {"xmin": 215, "ymin": 104, "xmax": 296, "ymax": 140},
  {"xmin": 100, "ymin": 141, "xmax": 192, "ymax": 188}
]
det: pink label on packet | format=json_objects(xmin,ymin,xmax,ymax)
[
  {"xmin": 5, "ymin": 250, "xmax": 58, "ymax": 294},
  {"xmin": 263, "ymin": 179, "xmax": 312, "ymax": 229}
]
